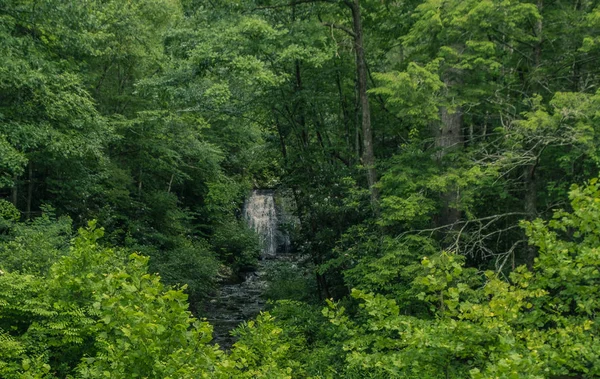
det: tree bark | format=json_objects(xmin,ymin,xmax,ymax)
[
  {"xmin": 434, "ymin": 71, "xmax": 464, "ymax": 227},
  {"xmin": 335, "ymin": 66, "xmax": 352, "ymax": 165},
  {"xmin": 354, "ymin": 76, "xmax": 361, "ymax": 162},
  {"xmin": 523, "ymin": 165, "xmax": 537, "ymax": 218},
  {"xmin": 295, "ymin": 59, "xmax": 309, "ymax": 148},
  {"xmin": 11, "ymin": 175, "xmax": 18, "ymax": 207},
  {"xmin": 534, "ymin": 0, "xmax": 543, "ymax": 68},
  {"xmin": 167, "ymin": 173, "xmax": 174, "ymax": 194},
  {"xmin": 522, "ymin": 0, "xmax": 542, "ymax": 267},
  {"xmin": 349, "ymin": 0, "xmax": 378, "ymax": 207},
  {"xmin": 138, "ymin": 168, "xmax": 143, "ymax": 198},
  {"xmin": 524, "ymin": 163, "xmax": 538, "ymax": 267},
  {"xmin": 26, "ymin": 162, "xmax": 33, "ymax": 220},
  {"xmin": 274, "ymin": 112, "xmax": 288, "ymax": 160},
  {"xmin": 436, "ymin": 104, "xmax": 463, "ymax": 153}
]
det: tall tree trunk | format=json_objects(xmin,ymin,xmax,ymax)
[
  {"xmin": 167, "ymin": 174, "xmax": 174, "ymax": 194},
  {"xmin": 523, "ymin": 165, "xmax": 537, "ymax": 218},
  {"xmin": 295, "ymin": 59, "xmax": 309, "ymax": 148},
  {"xmin": 335, "ymin": 66, "xmax": 352, "ymax": 165},
  {"xmin": 524, "ymin": 163, "xmax": 538, "ymax": 267},
  {"xmin": 316, "ymin": 272, "xmax": 331, "ymax": 300},
  {"xmin": 349, "ymin": 0, "xmax": 378, "ymax": 207},
  {"xmin": 11, "ymin": 175, "xmax": 18, "ymax": 208},
  {"xmin": 436, "ymin": 104, "xmax": 463, "ymax": 153},
  {"xmin": 354, "ymin": 77, "xmax": 361, "ymax": 162},
  {"xmin": 26, "ymin": 162, "xmax": 33, "ymax": 220},
  {"xmin": 274, "ymin": 112, "xmax": 288, "ymax": 160},
  {"xmin": 434, "ymin": 71, "xmax": 464, "ymax": 227},
  {"xmin": 525, "ymin": 1, "xmax": 542, "ymax": 221},
  {"xmin": 527, "ymin": 0, "xmax": 542, "ymax": 219},
  {"xmin": 138, "ymin": 168, "xmax": 143, "ymax": 198},
  {"xmin": 521, "ymin": 0, "xmax": 543, "ymax": 267},
  {"xmin": 534, "ymin": 0, "xmax": 543, "ymax": 68}
]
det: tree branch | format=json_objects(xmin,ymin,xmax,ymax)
[
  {"xmin": 251, "ymin": 0, "xmax": 336, "ymax": 11},
  {"xmin": 321, "ymin": 22, "xmax": 355, "ymax": 37}
]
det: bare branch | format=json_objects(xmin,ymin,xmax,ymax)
[
  {"xmin": 250, "ymin": 0, "xmax": 336, "ymax": 11},
  {"xmin": 321, "ymin": 22, "xmax": 355, "ymax": 37},
  {"xmin": 392, "ymin": 212, "xmax": 529, "ymax": 270}
]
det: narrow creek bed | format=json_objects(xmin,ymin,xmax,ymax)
[{"xmin": 204, "ymin": 189, "xmax": 296, "ymax": 348}]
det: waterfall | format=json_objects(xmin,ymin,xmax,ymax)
[
  {"xmin": 243, "ymin": 190, "xmax": 279, "ymax": 258},
  {"xmin": 206, "ymin": 189, "xmax": 295, "ymax": 348}
]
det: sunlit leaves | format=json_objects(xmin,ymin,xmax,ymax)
[{"xmin": 321, "ymin": 179, "xmax": 600, "ymax": 378}]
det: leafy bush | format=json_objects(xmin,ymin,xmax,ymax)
[
  {"xmin": 321, "ymin": 179, "xmax": 600, "ymax": 378},
  {"xmin": 211, "ymin": 220, "xmax": 261, "ymax": 272},
  {"xmin": 0, "ymin": 221, "xmax": 220, "ymax": 378},
  {"xmin": 150, "ymin": 238, "xmax": 220, "ymax": 309},
  {"xmin": 0, "ymin": 206, "xmax": 72, "ymax": 275},
  {"xmin": 264, "ymin": 261, "xmax": 318, "ymax": 303},
  {"xmin": 0, "ymin": 199, "xmax": 19, "ymax": 231}
]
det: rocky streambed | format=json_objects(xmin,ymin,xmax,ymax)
[
  {"xmin": 203, "ymin": 257, "xmax": 286, "ymax": 348},
  {"xmin": 203, "ymin": 189, "xmax": 297, "ymax": 348}
]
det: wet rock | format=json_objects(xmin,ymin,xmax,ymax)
[{"xmin": 204, "ymin": 190, "xmax": 298, "ymax": 349}]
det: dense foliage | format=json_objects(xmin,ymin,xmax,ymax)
[{"xmin": 2, "ymin": 0, "xmax": 600, "ymax": 377}]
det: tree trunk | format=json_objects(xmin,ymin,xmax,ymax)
[
  {"xmin": 534, "ymin": 0, "xmax": 543, "ymax": 68},
  {"xmin": 26, "ymin": 162, "xmax": 33, "ymax": 220},
  {"xmin": 335, "ymin": 66, "xmax": 352, "ymax": 165},
  {"xmin": 11, "ymin": 175, "xmax": 18, "ymax": 207},
  {"xmin": 434, "ymin": 72, "xmax": 464, "ymax": 227},
  {"xmin": 350, "ymin": 0, "xmax": 378, "ymax": 207},
  {"xmin": 354, "ymin": 77, "xmax": 361, "ymax": 162},
  {"xmin": 138, "ymin": 168, "xmax": 143, "ymax": 198},
  {"xmin": 522, "ymin": 0, "xmax": 542, "ymax": 267},
  {"xmin": 436, "ymin": 104, "xmax": 463, "ymax": 153},
  {"xmin": 524, "ymin": 164, "xmax": 538, "ymax": 267},
  {"xmin": 274, "ymin": 112, "xmax": 288, "ymax": 160},
  {"xmin": 316, "ymin": 272, "xmax": 331, "ymax": 300},
  {"xmin": 295, "ymin": 59, "xmax": 309, "ymax": 148},
  {"xmin": 167, "ymin": 173, "xmax": 174, "ymax": 194},
  {"xmin": 523, "ymin": 165, "xmax": 537, "ymax": 218}
]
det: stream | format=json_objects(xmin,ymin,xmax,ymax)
[{"xmin": 204, "ymin": 189, "xmax": 294, "ymax": 348}]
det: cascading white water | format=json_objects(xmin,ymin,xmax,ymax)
[
  {"xmin": 244, "ymin": 190, "xmax": 279, "ymax": 258},
  {"xmin": 206, "ymin": 189, "xmax": 295, "ymax": 348}
]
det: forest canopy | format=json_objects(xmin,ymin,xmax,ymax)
[{"xmin": 1, "ymin": 0, "xmax": 600, "ymax": 378}]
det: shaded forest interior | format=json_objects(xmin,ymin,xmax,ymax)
[{"xmin": 1, "ymin": 0, "xmax": 600, "ymax": 377}]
